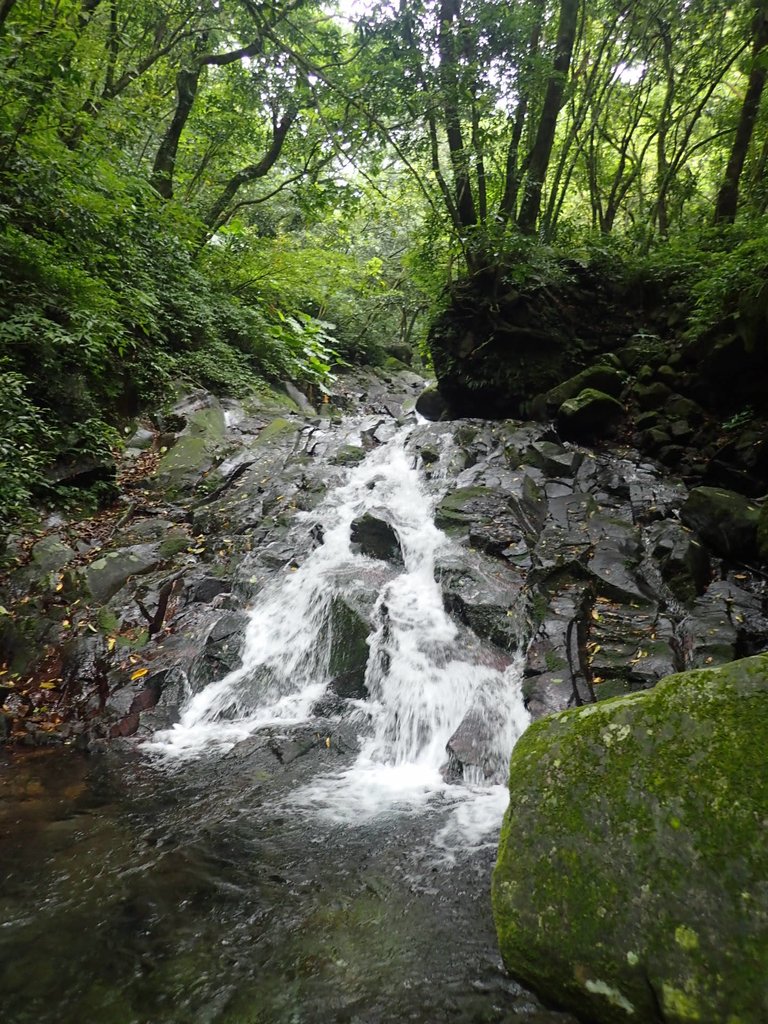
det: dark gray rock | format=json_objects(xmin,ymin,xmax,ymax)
[
  {"xmin": 539, "ymin": 365, "xmax": 626, "ymax": 416},
  {"xmin": 440, "ymin": 550, "xmax": 527, "ymax": 652},
  {"xmin": 557, "ymin": 389, "xmax": 625, "ymax": 440},
  {"xmin": 31, "ymin": 535, "xmax": 76, "ymax": 573},
  {"xmin": 328, "ymin": 596, "xmax": 371, "ymax": 689},
  {"xmin": 648, "ymin": 520, "xmax": 711, "ymax": 603},
  {"xmin": 350, "ymin": 511, "xmax": 403, "ymax": 564},
  {"xmin": 83, "ymin": 544, "xmax": 167, "ymax": 603},
  {"xmin": 415, "ymin": 386, "xmax": 450, "ymax": 421},
  {"xmin": 681, "ymin": 486, "xmax": 760, "ymax": 559},
  {"xmin": 185, "ymin": 575, "xmax": 232, "ymax": 604},
  {"xmin": 632, "ymin": 380, "xmax": 672, "ymax": 410}
]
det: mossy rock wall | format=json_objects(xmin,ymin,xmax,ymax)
[
  {"xmin": 492, "ymin": 654, "xmax": 768, "ymax": 1024},
  {"xmin": 427, "ymin": 263, "xmax": 637, "ymax": 418}
]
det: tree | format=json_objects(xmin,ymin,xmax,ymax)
[{"xmin": 714, "ymin": 0, "xmax": 768, "ymax": 223}]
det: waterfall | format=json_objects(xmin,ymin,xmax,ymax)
[{"xmin": 151, "ymin": 426, "xmax": 530, "ymax": 825}]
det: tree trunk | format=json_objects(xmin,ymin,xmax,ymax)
[
  {"xmin": 517, "ymin": 0, "xmax": 580, "ymax": 234},
  {"xmin": 150, "ymin": 64, "xmax": 202, "ymax": 199},
  {"xmin": 498, "ymin": 0, "xmax": 545, "ymax": 223},
  {"xmin": 437, "ymin": 0, "xmax": 477, "ymax": 230},
  {"xmin": 0, "ymin": 0, "xmax": 19, "ymax": 30},
  {"xmin": 203, "ymin": 108, "xmax": 297, "ymax": 230},
  {"xmin": 714, "ymin": 2, "xmax": 768, "ymax": 224},
  {"xmin": 655, "ymin": 21, "xmax": 674, "ymax": 237}
]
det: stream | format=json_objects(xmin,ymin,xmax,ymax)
[
  {"xmin": 3, "ymin": 367, "xmax": 763, "ymax": 1024},
  {"xmin": 0, "ymin": 385, "xmax": 574, "ymax": 1024}
]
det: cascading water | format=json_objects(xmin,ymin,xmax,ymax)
[{"xmin": 152, "ymin": 423, "xmax": 530, "ymax": 831}]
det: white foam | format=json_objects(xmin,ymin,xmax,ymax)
[{"xmin": 150, "ymin": 426, "xmax": 529, "ymax": 846}]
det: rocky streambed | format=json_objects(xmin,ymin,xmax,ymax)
[{"xmin": 1, "ymin": 366, "xmax": 767, "ymax": 1023}]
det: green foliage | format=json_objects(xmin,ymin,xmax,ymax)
[{"xmin": 0, "ymin": 368, "xmax": 60, "ymax": 528}]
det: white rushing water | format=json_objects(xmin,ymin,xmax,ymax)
[{"xmin": 151, "ymin": 425, "xmax": 530, "ymax": 837}]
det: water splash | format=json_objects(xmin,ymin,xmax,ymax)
[{"xmin": 150, "ymin": 426, "xmax": 530, "ymax": 835}]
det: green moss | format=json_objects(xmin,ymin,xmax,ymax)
[
  {"xmin": 159, "ymin": 535, "xmax": 190, "ymax": 559},
  {"xmin": 493, "ymin": 654, "xmax": 768, "ymax": 1024},
  {"xmin": 97, "ymin": 607, "xmax": 119, "ymax": 633},
  {"xmin": 254, "ymin": 418, "xmax": 299, "ymax": 446}
]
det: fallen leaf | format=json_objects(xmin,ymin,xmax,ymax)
[{"xmin": 130, "ymin": 667, "xmax": 149, "ymax": 681}]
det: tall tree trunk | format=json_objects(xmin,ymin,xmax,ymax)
[
  {"xmin": 498, "ymin": 0, "xmax": 545, "ymax": 223},
  {"xmin": 437, "ymin": 0, "xmax": 477, "ymax": 230},
  {"xmin": 655, "ymin": 20, "xmax": 674, "ymax": 237},
  {"xmin": 150, "ymin": 37, "xmax": 262, "ymax": 200},
  {"xmin": 517, "ymin": 0, "xmax": 580, "ymax": 235},
  {"xmin": 714, "ymin": 1, "xmax": 768, "ymax": 224},
  {"xmin": 150, "ymin": 64, "xmax": 202, "ymax": 199}
]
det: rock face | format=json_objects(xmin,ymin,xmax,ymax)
[{"xmin": 492, "ymin": 654, "xmax": 768, "ymax": 1024}]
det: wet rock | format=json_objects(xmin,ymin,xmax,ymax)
[
  {"xmin": 270, "ymin": 730, "xmax": 320, "ymax": 764},
  {"xmin": 524, "ymin": 441, "xmax": 583, "ymax": 478},
  {"xmin": 328, "ymin": 596, "xmax": 371, "ymax": 689},
  {"xmin": 127, "ymin": 426, "xmax": 155, "ymax": 450},
  {"xmin": 632, "ymin": 380, "xmax": 672, "ymax": 410},
  {"xmin": 155, "ymin": 392, "xmax": 229, "ymax": 495},
  {"xmin": 616, "ymin": 333, "xmax": 668, "ymax": 371},
  {"xmin": 680, "ymin": 579, "xmax": 768, "ymax": 669},
  {"xmin": 415, "ymin": 385, "xmax": 450, "ymax": 421},
  {"xmin": 332, "ymin": 444, "xmax": 366, "ymax": 467},
  {"xmin": 557, "ymin": 389, "xmax": 624, "ymax": 440},
  {"xmin": 586, "ymin": 535, "xmax": 653, "ymax": 606},
  {"xmin": 44, "ymin": 452, "xmax": 117, "ymax": 492},
  {"xmin": 350, "ymin": 511, "xmax": 403, "ymax": 564},
  {"xmin": 192, "ymin": 611, "xmax": 248, "ymax": 686},
  {"xmin": 185, "ymin": 575, "xmax": 232, "ymax": 605},
  {"xmin": 30, "ymin": 535, "xmax": 76, "ymax": 573},
  {"xmin": 587, "ymin": 602, "xmax": 675, "ymax": 694},
  {"xmin": 493, "ymin": 654, "xmax": 768, "ymax": 1024},
  {"xmin": 647, "ymin": 520, "xmax": 710, "ymax": 603},
  {"xmin": 440, "ymin": 550, "xmax": 526, "ymax": 651},
  {"xmin": 523, "ymin": 586, "xmax": 593, "ymax": 719},
  {"xmin": 680, "ymin": 486, "xmax": 760, "ymax": 559},
  {"xmin": 61, "ymin": 635, "xmax": 110, "ymax": 704},
  {"xmin": 664, "ymin": 393, "xmax": 705, "ymax": 426},
  {"xmin": 435, "ymin": 486, "xmax": 514, "ymax": 547},
  {"xmin": 281, "ymin": 381, "xmax": 316, "ymax": 416},
  {"xmin": 109, "ymin": 669, "xmax": 167, "ymax": 738},
  {"xmin": 83, "ymin": 544, "xmax": 166, "ymax": 603}
]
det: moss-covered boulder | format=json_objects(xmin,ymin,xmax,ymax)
[
  {"xmin": 680, "ymin": 486, "xmax": 760, "ymax": 560},
  {"xmin": 557, "ymin": 388, "xmax": 625, "ymax": 440},
  {"xmin": 492, "ymin": 654, "xmax": 768, "ymax": 1024},
  {"xmin": 537, "ymin": 365, "xmax": 626, "ymax": 418}
]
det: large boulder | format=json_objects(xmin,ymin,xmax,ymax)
[
  {"xmin": 415, "ymin": 385, "xmax": 451, "ymax": 421},
  {"xmin": 536, "ymin": 365, "xmax": 626, "ymax": 418},
  {"xmin": 680, "ymin": 486, "xmax": 760, "ymax": 560},
  {"xmin": 557, "ymin": 389, "xmax": 625, "ymax": 440},
  {"xmin": 493, "ymin": 654, "xmax": 768, "ymax": 1024}
]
